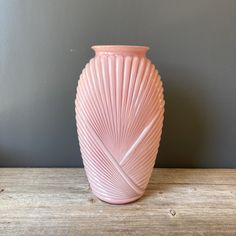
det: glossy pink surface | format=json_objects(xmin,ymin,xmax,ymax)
[{"xmin": 75, "ymin": 45, "xmax": 165, "ymax": 204}]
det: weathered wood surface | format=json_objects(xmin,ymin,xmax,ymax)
[{"xmin": 0, "ymin": 168, "xmax": 236, "ymax": 236}]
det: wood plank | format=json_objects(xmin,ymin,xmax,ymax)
[{"xmin": 0, "ymin": 168, "xmax": 236, "ymax": 235}]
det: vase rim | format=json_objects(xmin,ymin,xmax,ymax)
[{"xmin": 91, "ymin": 45, "xmax": 150, "ymax": 56}]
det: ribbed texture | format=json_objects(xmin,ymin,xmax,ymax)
[{"xmin": 75, "ymin": 54, "xmax": 164, "ymax": 204}]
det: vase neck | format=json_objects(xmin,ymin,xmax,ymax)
[{"xmin": 92, "ymin": 45, "xmax": 149, "ymax": 57}]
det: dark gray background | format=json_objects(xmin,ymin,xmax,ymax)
[{"xmin": 0, "ymin": 0, "xmax": 235, "ymax": 167}]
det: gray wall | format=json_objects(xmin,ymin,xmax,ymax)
[{"xmin": 0, "ymin": 0, "xmax": 236, "ymax": 167}]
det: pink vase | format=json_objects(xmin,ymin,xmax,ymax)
[{"xmin": 75, "ymin": 45, "xmax": 165, "ymax": 204}]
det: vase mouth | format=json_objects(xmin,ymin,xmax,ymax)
[{"xmin": 91, "ymin": 45, "xmax": 149, "ymax": 57}]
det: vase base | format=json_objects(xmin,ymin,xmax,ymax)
[{"xmin": 92, "ymin": 192, "xmax": 144, "ymax": 205}]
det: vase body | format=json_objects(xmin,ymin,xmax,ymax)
[{"xmin": 75, "ymin": 45, "xmax": 164, "ymax": 204}]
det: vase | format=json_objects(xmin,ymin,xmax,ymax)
[{"xmin": 75, "ymin": 45, "xmax": 165, "ymax": 204}]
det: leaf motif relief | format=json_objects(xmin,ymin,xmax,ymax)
[{"xmin": 75, "ymin": 54, "xmax": 164, "ymax": 204}]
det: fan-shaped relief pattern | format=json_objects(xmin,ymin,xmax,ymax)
[{"xmin": 75, "ymin": 54, "xmax": 164, "ymax": 204}]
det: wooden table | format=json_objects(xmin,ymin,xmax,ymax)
[{"xmin": 0, "ymin": 169, "xmax": 236, "ymax": 235}]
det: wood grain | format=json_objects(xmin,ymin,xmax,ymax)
[{"xmin": 0, "ymin": 168, "xmax": 236, "ymax": 236}]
